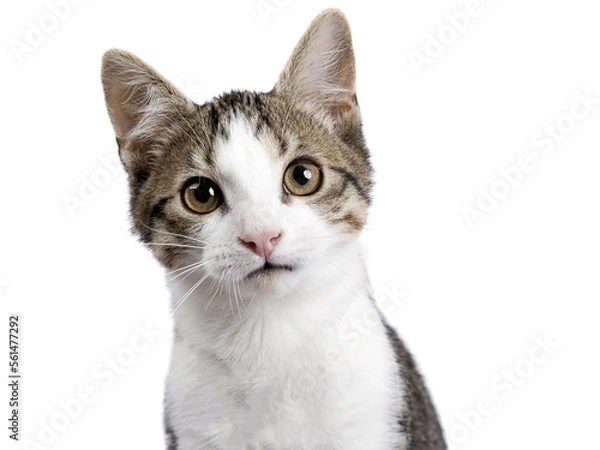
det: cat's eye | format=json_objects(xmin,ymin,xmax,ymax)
[
  {"xmin": 182, "ymin": 177, "xmax": 223, "ymax": 214},
  {"xmin": 283, "ymin": 160, "xmax": 322, "ymax": 196}
]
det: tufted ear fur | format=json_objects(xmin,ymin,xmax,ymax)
[
  {"xmin": 101, "ymin": 49, "xmax": 195, "ymax": 173},
  {"xmin": 274, "ymin": 9, "xmax": 360, "ymax": 136}
]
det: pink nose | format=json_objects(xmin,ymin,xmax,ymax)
[{"xmin": 241, "ymin": 231, "xmax": 282, "ymax": 260}]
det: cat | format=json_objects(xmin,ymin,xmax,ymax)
[{"xmin": 101, "ymin": 8, "xmax": 446, "ymax": 450}]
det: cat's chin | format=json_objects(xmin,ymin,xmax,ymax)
[{"xmin": 243, "ymin": 262, "xmax": 296, "ymax": 291}]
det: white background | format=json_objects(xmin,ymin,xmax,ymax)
[{"xmin": 1, "ymin": 0, "xmax": 599, "ymax": 449}]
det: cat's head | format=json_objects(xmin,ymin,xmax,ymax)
[{"xmin": 101, "ymin": 9, "xmax": 372, "ymax": 297}]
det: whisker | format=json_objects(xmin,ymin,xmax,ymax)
[
  {"xmin": 167, "ymin": 260, "xmax": 208, "ymax": 276},
  {"xmin": 204, "ymin": 278, "xmax": 221, "ymax": 311},
  {"xmin": 147, "ymin": 242, "xmax": 206, "ymax": 251},
  {"xmin": 169, "ymin": 268, "xmax": 198, "ymax": 287},
  {"xmin": 226, "ymin": 281, "xmax": 235, "ymax": 319},
  {"xmin": 234, "ymin": 279, "xmax": 245, "ymax": 323},
  {"xmin": 138, "ymin": 220, "xmax": 208, "ymax": 246},
  {"xmin": 167, "ymin": 262, "xmax": 207, "ymax": 284},
  {"xmin": 171, "ymin": 272, "xmax": 211, "ymax": 314}
]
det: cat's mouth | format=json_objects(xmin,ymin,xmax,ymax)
[{"xmin": 246, "ymin": 262, "xmax": 294, "ymax": 279}]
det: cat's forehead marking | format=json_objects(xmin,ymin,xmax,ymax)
[{"xmin": 213, "ymin": 114, "xmax": 282, "ymax": 203}]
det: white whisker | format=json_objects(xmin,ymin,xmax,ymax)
[
  {"xmin": 138, "ymin": 220, "xmax": 208, "ymax": 246},
  {"xmin": 147, "ymin": 242, "xmax": 205, "ymax": 251},
  {"xmin": 172, "ymin": 272, "xmax": 211, "ymax": 314}
]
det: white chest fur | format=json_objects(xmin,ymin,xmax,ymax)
[{"xmin": 165, "ymin": 256, "xmax": 407, "ymax": 450}]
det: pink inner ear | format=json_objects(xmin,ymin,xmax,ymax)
[
  {"xmin": 274, "ymin": 10, "xmax": 359, "ymax": 129},
  {"xmin": 106, "ymin": 95, "xmax": 140, "ymax": 139},
  {"xmin": 101, "ymin": 49, "xmax": 194, "ymax": 143}
]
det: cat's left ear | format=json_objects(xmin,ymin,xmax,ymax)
[
  {"xmin": 274, "ymin": 9, "xmax": 360, "ymax": 135},
  {"xmin": 101, "ymin": 49, "xmax": 195, "ymax": 173}
]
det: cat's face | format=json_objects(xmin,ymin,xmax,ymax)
[{"xmin": 101, "ymin": 10, "xmax": 371, "ymax": 295}]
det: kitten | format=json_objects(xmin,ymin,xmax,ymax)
[{"xmin": 101, "ymin": 9, "xmax": 446, "ymax": 450}]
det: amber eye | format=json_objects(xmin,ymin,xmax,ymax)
[
  {"xmin": 283, "ymin": 160, "xmax": 322, "ymax": 196},
  {"xmin": 182, "ymin": 177, "xmax": 223, "ymax": 214}
]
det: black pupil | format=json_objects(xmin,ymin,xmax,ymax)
[
  {"xmin": 293, "ymin": 165, "xmax": 312, "ymax": 186},
  {"xmin": 195, "ymin": 179, "xmax": 215, "ymax": 204}
]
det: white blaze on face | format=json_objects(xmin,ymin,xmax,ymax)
[
  {"xmin": 214, "ymin": 115, "xmax": 284, "ymax": 237},
  {"xmin": 194, "ymin": 114, "xmax": 331, "ymax": 292}
]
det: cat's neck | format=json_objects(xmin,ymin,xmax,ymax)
[{"xmin": 168, "ymin": 239, "xmax": 372, "ymax": 370}]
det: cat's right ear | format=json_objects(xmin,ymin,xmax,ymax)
[
  {"xmin": 274, "ymin": 9, "xmax": 360, "ymax": 136},
  {"xmin": 101, "ymin": 49, "xmax": 194, "ymax": 174}
]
